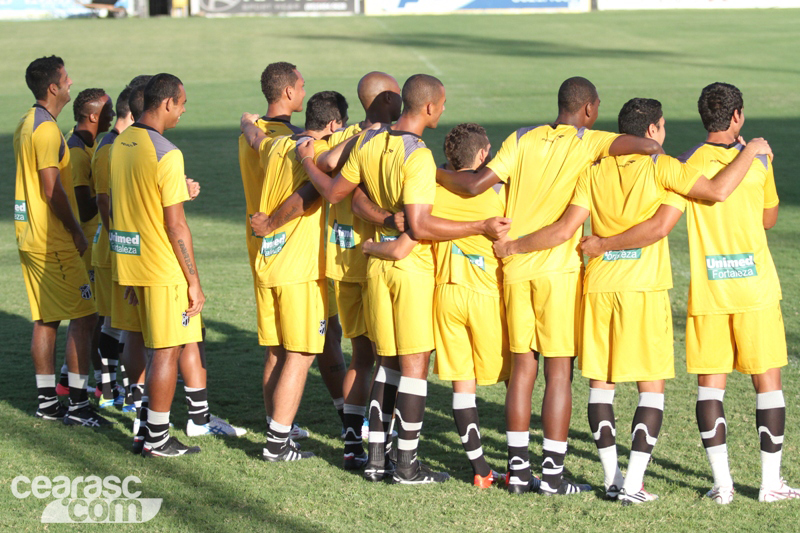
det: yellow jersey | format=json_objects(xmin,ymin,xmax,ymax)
[
  {"xmin": 109, "ymin": 123, "xmax": 190, "ymax": 286},
  {"xmin": 91, "ymin": 129, "xmax": 119, "ymax": 269},
  {"xmin": 570, "ymin": 154, "xmax": 701, "ymax": 293},
  {"xmin": 678, "ymin": 142, "xmax": 781, "ymax": 315},
  {"xmin": 239, "ymin": 117, "xmax": 303, "ymax": 269},
  {"xmin": 68, "ymin": 132, "xmax": 100, "ymax": 255},
  {"xmin": 254, "ymin": 134, "xmax": 325, "ymax": 288},
  {"xmin": 486, "ymin": 124, "xmax": 619, "ymax": 284},
  {"xmin": 14, "ymin": 105, "xmax": 75, "ymax": 253},
  {"xmin": 324, "ymin": 122, "xmax": 373, "ymax": 283},
  {"xmin": 340, "ymin": 125, "xmax": 436, "ymax": 276},
  {"xmin": 432, "ymin": 182, "xmax": 506, "ymax": 296}
]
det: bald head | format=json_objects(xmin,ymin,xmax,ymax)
[
  {"xmin": 357, "ymin": 71, "xmax": 400, "ymax": 110},
  {"xmin": 557, "ymin": 76, "xmax": 599, "ymax": 114},
  {"xmin": 402, "ymin": 74, "xmax": 444, "ymax": 114}
]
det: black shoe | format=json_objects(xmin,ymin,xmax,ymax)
[
  {"xmin": 363, "ymin": 455, "xmax": 396, "ymax": 482},
  {"xmin": 538, "ymin": 476, "xmax": 591, "ymax": 495},
  {"xmin": 344, "ymin": 451, "xmax": 368, "ymax": 471},
  {"xmin": 508, "ymin": 475, "xmax": 542, "ymax": 494},
  {"xmin": 132, "ymin": 436, "xmax": 145, "ymax": 455},
  {"xmin": 63, "ymin": 406, "xmax": 113, "ymax": 427},
  {"xmin": 142, "ymin": 437, "xmax": 201, "ymax": 458},
  {"xmin": 261, "ymin": 444, "xmax": 314, "ymax": 462},
  {"xmin": 35, "ymin": 403, "xmax": 68, "ymax": 421},
  {"xmin": 392, "ymin": 461, "xmax": 450, "ymax": 485}
]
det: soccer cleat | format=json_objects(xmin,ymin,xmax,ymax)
[
  {"xmin": 392, "ymin": 461, "xmax": 450, "ymax": 485},
  {"xmin": 289, "ymin": 423, "xmax": 308, "ymax": 440},
  {"xmin": 344, "ymin": 451, "xmax": 369, "ymax": 470},
  {"xmin": 142, "ymin": 436, "xmax": 201, "ymax": 458},
  {"xmin": 363, "ymin": 457, "xmax": 396, "ymax": 482},
  {"xmin": 474, "ymin": 470, "xmax": 507, "ymax": 489},
  {"xmin": 99, "ymin": 398, "xmax": 116, "ymax": 409},
  {"xmin": 539, "ymin": 477, "xmax": 591, "ymax": 496},
  {"xmin": 35, "ymin": 404, "xmax": 68, "ymax": 421},
  {"xmin": 261, "ymin": 444, "xmax": 314, "ymax": 462},
  {"xmin": 706, "ymin": 485, "xmax": 734, "ymax": 505},
  {"xmin": 507, "ymin": 475, "xmax": 541, "ymax": 494},
  {"xmin": 63, "ymin": 406, "xmax": 113, "ymax": 427},
  {"xmin": 94, "ymin": 387, "xmax": 103, "ymax": 399},
  {"xmin": 132, "ymin": 436, "xmax": 145, "ymax": 455},
  {"xmin": 606, "ymin": 484, "xmax": 622, "ymax": 500},
  {"xmin": 618, "ymin": 487, "xmax": 659, "ymax": 505},
  {"xmin": 186, "ymin": 415, "xmax": 247, "ymax": 437},
  {"xmin": 55, "ymin": 383, "xmax": 69, "ymax": 396},
  {"xmin": 758, "ymin": 480, "xmax": 800, "ymax": 502}
]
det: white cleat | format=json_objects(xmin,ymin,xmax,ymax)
[
  {"xmin": 759, "ymin": 480, "xmax": 800, "ymax": 502},
  {"xmin": 618, "ymin": 487, "xmax": 658, "ymax": 505},
  {"xmin": 187, "ymin": 415, "xmax": 247, "ymax": 437},
  {"xmin": 289, "ymin": 423, "xmax": 309, "ymax": 440},
  {"xmin": 706, "ymin": 485, "xmax": 734, "ymax": 504}
]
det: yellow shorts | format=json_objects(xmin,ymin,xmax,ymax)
[
  {"xmin": 327, "ymin": 279, "xmax": 338, "ymax": 318},
  {"xmin": 110, "ymin": 280, "xmax": 141, "ymax": 333},
  {"xmin": 18, "ymin": 250, "xmax": 96, "ymax": 323},
  {"xmin": 335, "ymin": 280, "xmax": 369, "ymax": 339},
  {"xmin": 257, "ymin": 279, "xmax": 327, "ymax": 353},
  {"xmin": 133, "ymin": 284, "xmax": 202, "ymax": 350},
  {"xmin": 579, "ymin": 290, "xmax": 674, "ymax": 383},
  {"xmin": 94, "ymin": 266, "xmax": 112, "ymax": 317},
  {"xmin": 367, "ymin": 267, "xmax": 434, "ymax": 356},
  {"xmin": 686, "ymin": 303, "xmax": 788, "ymax": 375},
  {"xmin": 433, "ymin": 284, "xmax": 510, "ymax": 385},
  {"xmin": 504, "ymin": 270, "xmax": 582, "ymax": 357}
]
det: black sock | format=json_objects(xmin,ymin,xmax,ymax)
[
  {"xmin": 540, "ymin": 439, "xmax": 567, "ymax": 492},
  {"xmin": 367, "ymin": 366, "xmax": 400, "ymax": 467},
  {"xmin": 98, "ymin": 332, "xmax": 119, "ymax": 400},
  {"xmin": 452, "ymin": 392, "xmax": 490, "ymax": 477},
  {"xmin": 622, "ymin": 392, "xmax": 664, "ymax": 495},
  {"xmin": 264, "ymin": 420, "xmax": 291, "ymax": 457},
  {"xmin": 507, "ymin": 431, "xmax": 532, "ymax": 486},
  {"xmin": 394, "ymin": 377, "xmax": 427, "ymax": 471},
  {"xmin": 67, "ymin": 372, "xmax": 89, "ymax": 412},
  {"xmin": 35, "ymin": 374, "xmax": 60, "ymax": 415},
  {"xmin": 343, "ymin": 404, "xmax": 366, "ymax": 456},
  {"xmin": 58, "ymin": 363, "xmax": 69, "ymax": 389},
  {"xmin": 185, "ymin": 386, "xmax": 210, "ymax": 425},
  {"xmin": 145, "ymin": 409, "xmax": 170, "ymax": 449}
]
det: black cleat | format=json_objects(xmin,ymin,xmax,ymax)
[
  {"xmin": 35, "ymin": 404, "xmax": 68, "ymax": 421},
  {"xmin": 142, "ymin": 437, "xmax": 201, "ymax": 458},
  {"xmin": 344, "ymin": 451, "xmax": 368, "ymax": 471},
  {"xmin": 261, "ymin": 444, "xmax": 314, "ymax": 462},
  {"xmin": 392, "ymin": 461, "xmax": 450, "ymax": 485},
  {"xmin": 63, "ymin": 406, "xmax": 113, "ymax": 427},
  {"xmin": 507, "ymin": 475, "xmax": 542, "ymax": 494}
]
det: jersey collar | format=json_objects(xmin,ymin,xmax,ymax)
[
  {"xmin": 33, "ymin": 103, "xmax": 56, "ymax": 121},
  {"xmin": 705, "ymin": 140, "xmax": 741, "ymax": 149}
]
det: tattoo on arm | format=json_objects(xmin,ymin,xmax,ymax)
[
  {"xmin": 273, "ymin": 206, "xmax": 298, "ymax": 229},
  {"xmin": 178, "ymin": 239, "xmax": 196, "ymax": 276}
]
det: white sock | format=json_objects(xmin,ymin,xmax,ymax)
[{"xmin": 706, "ymin": 444, "xmax": 733, "ymax": 488}]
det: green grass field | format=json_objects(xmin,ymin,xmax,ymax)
[{"xmin": 2, "ymin": 8, "xmax": 800, "ymax": 532}]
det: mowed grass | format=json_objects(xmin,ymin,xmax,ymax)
[{"xmin": 1, "ymin": 8, "xmax": 800, "ymax": 532}]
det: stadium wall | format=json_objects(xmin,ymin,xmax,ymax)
[{"xmin": 596, "ymin": 0, "xmax": 800, "ymax": 9}]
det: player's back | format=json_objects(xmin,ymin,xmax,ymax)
[
  {"xmin": 679, "ymin": 142, "xmax": 780, "ymax": 315},
  {"xmin": 91, "ymin": 130, "xmax": 119, "ymax": 270},
  {"xmin": 68, "ymin": 133, "xmax": 100, "ymax": 230}
]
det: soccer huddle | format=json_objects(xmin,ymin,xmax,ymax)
[{"xmin": 14, "ymin": 55, "xmax": 797, "ymax": 505}]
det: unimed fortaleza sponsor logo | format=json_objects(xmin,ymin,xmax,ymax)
[
  {"xmin": 451, "ymin": 243, "xmax": 486, "ymax": 271},
  {"xmin": 11, "ymin": 475, "xmax": 161, "ymax": 523},
  {"xmin": 260, "ymin": 232, "xmax": 286, "ymax": 257},
  {"xmin": 109, "ymin": 230, "xmax": 141, "ymax": 255},
  {"xmin": 14, "ymin": 200, "xmax": 28, "ymax": 221},
  {"xmin": 330, "ymin": 221, "xmax": 355, "ymax": 249},
  {"xmin": 602, "ymin": 248, "xmax": 642, "ymax": 261},
  {"xmin": 706, "ymin": 253, "xmax": 757, "ymax": 280}
]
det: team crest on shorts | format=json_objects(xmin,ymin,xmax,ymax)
[
  {"xmin": 88, "ymin": 269, "xmax": 95, "ymax": 283},
  {"xmin": 181, "ymin": 312, "xmax": 189, "ymax": 328},
  {"xmin": 79, "ymin": 284, "xmax": 92, "ymax": 300},
  {"xmin": 319, "ymin": 320, "xmax": 327, "ymax": 335}
]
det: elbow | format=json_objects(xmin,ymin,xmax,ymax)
[
  {"xmin": 655, "ymin": 223, "xmax": 671, "ymax": 240},
  {"xmin": 329, "ymin": 190, "xmax": 347, "ymax": 205},
  {"xmin": 645, "ymin": 139, "xmax": 662, "ymax": 155},
  {"xmin": 764, "ymin": 220, "xmax": 777, "ymax": 231}
]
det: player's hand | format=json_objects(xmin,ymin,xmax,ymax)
[
  {"xmin": 388, "ymin": 210, "xmax": 405, "ymax": 233},
  {"xmin": 492, "ymin": 237, "xmax": 515, "ymax": 259},
  {"xmin": 296, "ymin": 139, "xmax": 315, "ymax": 162},
  {"xmin": 580, "ymin": 235, "xmax": 605, "ymax": 258},
  {"xmin": 250, "ymin": 212, "xmax": 272, "ymax": 237},
  {"xmin": 185, "ymin": 177, "xmax": 200, "ymax": 200},
  {"xmin": 186, "ymin": 283, "xmax": 205, "ymax": 317},
  {"xmin": 745, "ymin": 137, "xmax": 773, "ymax": 160},
  {"xmin": 361, "ymin": 238, "xmax": 375, "ymax": 256},
  {"xmin": 72, "ymin": 229, "xmax": 88, "ymax": 256},
  {"xmin": 483, "ymin": 217, "xmax": 512, "ymax": 240},
  {"xmin": 240, "ymin": 112, "xmax": 259, "ymax": 132},
  {"xmin": 123, "ymin": 286, "xmax": 139, "ymax": 306}
]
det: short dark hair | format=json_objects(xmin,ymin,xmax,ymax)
[
  {"xmin": 557, "ymin": 77, "xmax": 598, "ymax": 114},
  {"xmin": 444, "ymin": 123, "xmax": 489, "ymax": 171},
  {"xmin": 305, "ymin": 91, "xmax": 348, "ymax": 132},
  {"xmin": 142, "ymin": 73, "xmax": 183, "ymax": 113},
  {"xmin": 115, "ymin": 86, "xmax": 133, "ymax": 118},
  {"xmin": 618, "ymin": 98, "xmax": 663, "ymax": 138},
  {"xmin": 261, "ymin": 62, "xmax": 298, "ymax": 104},
  {"xmin": 402, "ymin": 74, "xmax": 444, "ymax": 113},
  {"xmin": 25, "ymin": 56, "xmax": 65, "ymax": 100},
  {"xmin": 72, "ymin": 88, "xmax": 106, "ymax": 122},
  {"xmin": 698, "ymin": 82, "xmax": 743, "ymax": 133},
  {"xmin": 127, "ymin": 75, "xmax": 153, "ymax": 121}
]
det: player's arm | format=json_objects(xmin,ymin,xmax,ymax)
[
  {"xmin": 493, "ymin": 205, "xmax": 589, "ymax": 259},
  {"xmin": 579, "ymin": 204, "xmax": 683, "ymax": 258},
  {"xmin": 241, "ymin": 113, "xmax": 268, "ymax": 151},
  {"xmin": 351, "ymin": 185, "xmax": 405, "ymax": 232},
  {"xmin": 608, "ymin": 135, "xmax": 664, "ymax": 156},
  {"xmin": 297, "ymin": 140, "xmax": 358, "ymax": 204},
  {"xmin": 164, "ymin": 202, "xmax": 204, "ymax": 317},
  {"xmin": 74, "ymin": 185, "xmax": 98, "ymax": 223},
  {"xmin": 764, "ymin": 206, "xmax": 779, "ymax": 230},
  {"xmin": 316, "ymin": 134, "xmax": 361, "ymax": 174},
  {"xmin": 362, "ymin": 233, "xmax": 417, "ymax": 261},
  {"xmin": 683, "ymin": 138, "xmax": 772, "ymax": 202},
  {"xmin": 250, "ymin": 182, "xmax": 321, "ymax": 237},
  {"xmin": 435, "ymin": 166, "xmax": 501, "ymax": 197},
  {"xmin": 96, "ymin": 193, "xmax": 110, "ymax": 231},
  {"xmin": 39, "ymin": 167, "xmax": 87, "ymax": 255},
  {"xmin": 405, "ymin": 203, "xmax": 510, "ymax": 242}
]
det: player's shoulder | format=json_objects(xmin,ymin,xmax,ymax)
[
  {"xmin": 29, "ymin": 105, "xmax": 58, "ymax": 133},
  {"xmin": 677, "ymin": 142, "xmax": 709, "ymax": 164},
  {"xmin": 67, "ymin": 131, "xmax": 88, "ymax": 152},
  {"xmin": 510, "ymin": 123, "xmax": 547, "ymax": 144},
  {"xmin": 356, "ymin": 123, "xmax": 391, "ymax": 150},
  {"xmin": 388, "ymin": 128, "xmax": 431, "ymax": 163},
  {"xmin": 136, "ymin": 124, "xmax": 180, "ymax": 162}
]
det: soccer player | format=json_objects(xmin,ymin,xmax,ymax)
[
  {"xmin": 14, "ymin": 56, "xmax": 107, "ymax": 427},
  {"xmin": 297, "ymin": 74, "xmax": 510, "ymax": 484},
  {"xmin": 110, "ymin": 73, "xmax": 205, "ymax": 457},
  {"xmin": 92, "ymin": 85, "xmax": 134, "ymax": 408},
  {"xmin": 582, "ymin": 83, "xmax": 794, "ymax": 503},
  {"xmin": 241, "ymin": 91, "xmax": 351, "ymax": 461},
  {"xmin": 435, "ymin": 77, "xmax": 662, "ymax": 495},
  {"xmin": 497, "ymin": 97, "xmax": 771, "ymax": 503},
  {"xmin": 363, "ymin": 123, "xmax": 511, "ymax": 488}
]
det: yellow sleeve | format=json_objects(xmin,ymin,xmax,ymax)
[
  {"xmin": 258, "ymin": 136, "xmax": 280, "ymax": 169},
  {"xmin": 158, "ymin": 150, "xmax": 190, "ymax": 208},
  {"xmin": 402, "ymin": 149, "xmax": 436, "ymax": 205},
  {"xmin": 340, "ymin": 146, "xmax": 361, "ymax": 185},
  {"xmin": 71, "ymin": 148, "xmax": 93, "ymax": 189},
  {"xmin": 569, "ymin": 167, "xmax": 592, "ymax": 210},
  {"xmin": 657, "ymin": 155, "xmax": 702, "ymax": 196},
  {"xmin": 32, "ymin": 122, "xmax": 64, "ymax": 170},
  {"xmin": 485, "ymin": 131, "xmax": 518, "ymax": 183},
  {"xmin": 764, "ymin": 159, "xmax": 779, "ymax": 208},
  {"xmin": 93, "ymin": 148, "xmax": 110, "ymax": 195},
  {"xmin": 582, "ymin": 129, "xmax": 620, "ymax": 160},
  {"xmin": 661, "ymin": 191, "xmax": 687, "ymax": 213}
]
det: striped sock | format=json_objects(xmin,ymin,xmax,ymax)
[
  {"xmin": 98, "ymin": 332, "xmax": 119, "ymax": 400},
  {"xmin": 757, "ymin": 390, "xmax": 785, "ymax": 490},
  {"xmin": 36, "ymin": 374, "xmax": 59, "ymax": 415},
  {"xmin": 145, "ymin": 409, "xmax": 170, "ymax": 449},
  {"xmin": 343, "ymin": 404, "xmax": 366, "ymax": 456},
  {"xmin": 453, "ymin": 392, "xmax": 490, "ymax": 477},
  {"xmin": 133, "ymin": 395, "xmax": 149, "ymax": 448},
  {"xmin": 507, "ymin": 431, "xmax": 531, "ymax": 488},
  {"xmin": 697, "ymin": 386, "xmax": 732, "ymax": 488},
  {"xmin": 367, "ymin": 366, "xmax": 400, "ymax": 468},
  {"xmin": 622, "ymin": 392, "xmax": 664, "ymax": 495},
  {"xmin": 588, "ymin": 388, "xmax": 622, "ymax": 490},
  {"xmin": 67, "ymin": 372, "xmax": 89, "ymax": 412},
  {"xmin": 185, "ymin": 386, "xmax": 210, "ymax": 425},
  {"xmin": 264, "ymin": 419, "xmax": 291, "ymax": 457},
  {"xmin": 395, "ymin": 376, "xmax": 427, "ymax": 471}
]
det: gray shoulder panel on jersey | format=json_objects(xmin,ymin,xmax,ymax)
[
  {"xmin": 97, "ymin": 131, "xmax": 118, "ymax": 151},
  {"xmin": 359, "ymin": 124, "xmax": 390, "ymax": 150},
  {"xmin": 59, "ymin": 136, "xmax": 65, "ymax": 162},
  {"xmin": 492, "ymin": 182, "xmax": 505, "ymax": 194},
  {"xmin": 402, "ymin": 134, "xmax": 426, "ymax": 162},
  {"xmin": 677, "ymin": 142, "xmax": 704, "ymax": 163},
  {"xmin": 32, "ymin": 106, "xmax": 53, "ymax": 131},
  {"xmin": 576, "ymin": 126, "xmax": 587, "ymax": 140},
  {"xmin": 294, "ymin": 135, "xmax": 314, "ymax": 150},
  {"xmin": 146, "ymin": 129, "xmax": 179, "ymax": 162},
  {"xmin": 651, "ymin": 154, "xmax": 660, "ymax": 163},
  {"xmin": 516, "ymin": 125, "xmax": 543, "ymax": 142},
  {"xmin": 756, "ymin": 154, "xmax": 769, "ymax": 169},
  {"xmin": 67, "ymin": 133, "xmax": 85, "ymax": 150}
]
